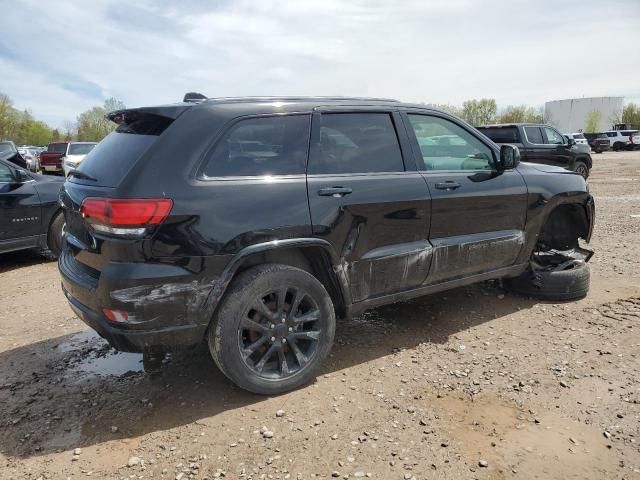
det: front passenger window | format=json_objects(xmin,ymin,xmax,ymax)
[
  {"xmin": 407, "ymin": 115, "xmax": 493, "ymax": 171},
  {"xmin": 543, "ymin": 127, "xmax": 564, "ymax": 145}
]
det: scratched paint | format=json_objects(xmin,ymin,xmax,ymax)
[
  {"xmin": 110, "ymin": 281, "xmax": 212, "ymax": 311},
  {"xmin": 429, "ymin": 231, "xmax": 525, "ymax": 284}
]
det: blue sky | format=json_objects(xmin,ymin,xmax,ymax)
[{"xmin": 3, "ymin": 0, "xmax": 640, "ymax": 129}]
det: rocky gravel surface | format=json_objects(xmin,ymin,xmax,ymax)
[{"xmin": 1, "ymin": 151, "xmax": 639, "ymax": 479}]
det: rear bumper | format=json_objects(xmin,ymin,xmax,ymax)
[
  {"xmin": 58, "ymin": 238, "xmax": 214, "ymax": 353},
  {"xmin": 62, "ymin": 286, "xmax": 207, "ymax": 352}
]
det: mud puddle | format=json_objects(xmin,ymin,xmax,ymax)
[{"xmin": 57, "ymin": 329, "xmax": 145, "ymax": 379}]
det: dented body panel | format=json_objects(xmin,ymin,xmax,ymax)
[{"xmin": 57, "ymin": 97, "xmax": 594, "ymax": 353}]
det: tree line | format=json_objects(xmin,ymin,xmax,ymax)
[
  {"xmin": 2, "ymin": 91, "xmax": 640, "ymax": 146},
  {"xmin": 0, "ymin": 92, "xmax": 125, "ymax": 146}
]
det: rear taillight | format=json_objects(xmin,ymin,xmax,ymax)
[{"xmin": 80, "ymin": 198, "xmax": 173, "ymax": 236}]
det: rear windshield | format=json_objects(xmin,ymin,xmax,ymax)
[
  {"xmin": 48, "ymin": 143, "xmax": 67, "ymax": 153},
  {"xmin": 72, "ymin": 114, "xmax": 173, "ymax": 187},
  {"xmin": 476, "ymin": 126, "xmax": 521, "ymax": 143},
  {"xmin": 68, "ymin": 143, "xmax": 96, "ymax": 155},
  {"xmin": 0, "ymin": 142, "xmax": 16, "ymax": 154}
]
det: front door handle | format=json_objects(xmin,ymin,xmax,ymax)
[
  {"xmin": 318, "ymin": 186, "xmax": 353, "ymax": 197},
  {"xmin": 434, "ymin": 181, "xmax": 461, "ymax": 190}
]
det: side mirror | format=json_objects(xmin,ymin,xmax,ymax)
[
  {"xmin": 498, "ymin": 144, "xmax": 520, "ymax": 170},
  {"xmin": 567, "ymin": 137, "xmax": 576, "ymax": 146}
]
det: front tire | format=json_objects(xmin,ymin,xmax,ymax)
[
  {"xmin": 209, "ymin": 264, "xmax": 336, "ymax": 395},
  {"xmin": 573, "ymin": 161, "xmax": 589, "ymax": 179},
  {"xmin": 505, "ymin": 253, "xmax": 590, "ymax": 301}
]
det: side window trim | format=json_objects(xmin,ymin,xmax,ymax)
[
  {"xmin": 308, "ymin": 111, "xmax": 408, "ymax": 175},
  {"xmin": 196, "ymin": 113, "xmax": 312, "ymax": 181},
  {"xmin": 400, "ymin": 111, "xmax": 497, "ymax": 173}
]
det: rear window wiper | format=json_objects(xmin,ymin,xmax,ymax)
[{"xmin": 68, "ymin": 170, "xmax": 98, "ymax": 182}]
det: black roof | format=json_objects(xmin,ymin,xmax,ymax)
[{"xmin": 478, "ymin": 123, "xmax": 546, "ymax": 128}]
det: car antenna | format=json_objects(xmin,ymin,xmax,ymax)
[{"xmin": 183, "ymin": 92, "xmax": 208, "ymax": 103}]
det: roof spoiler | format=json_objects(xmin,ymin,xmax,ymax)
[{"xmin": 183, "ymin": 92, "xmax": 208, "ymax": 103}]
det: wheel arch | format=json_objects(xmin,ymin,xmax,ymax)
[
  {"xmin": 203, "ymin": 239, "xmax": 351, "ymax": 325},
  {"xmin": 537, "ymin": 200, "xmax": 593, "ymax": 251},
  {"xmin": 576, "ymin": 155, "xmax": 592, "ymax": 169}
]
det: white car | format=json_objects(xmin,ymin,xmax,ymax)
[
  {"xmin": 604, "ymin": 130, "xmax": 638, "ymax": 151},
  {"xmin": 564, "ymin": 133, "xmax": 588, "ymax": 146},
  {"xmin": 62, "ymin": 142, "xmax": 97, "ymax": 176}
]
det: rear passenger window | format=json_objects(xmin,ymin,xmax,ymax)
[
  {"xmin": 202, "ymin": 115, "xmax": 310, "ymax": 177},
  {"xmin": 309, "ymin": 113, "xmax": 404, "ymax": 174},
  {"xmin": 524, "ymin": 126, "xmax": 544, "ymax": 144},
  {"xmin": 408, "ymin": 114, "xmax": 493, "ymax": 171}
]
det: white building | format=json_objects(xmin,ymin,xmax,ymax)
[{"xmin": 544, "ymin": 97, "xmax": 623, "ymax": 133}]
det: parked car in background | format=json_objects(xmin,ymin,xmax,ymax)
[
  {"xmin": 62, "ymin": 142, "xmax": 97, "ymax": 176},
  {"xmin": 58, "ymin": 96, "xmax": 594, "ymax": 394},
  {"xmin": 17, "ymin": 146, "xmax": 41, "ymax": 171},
  {"xmin": 476, "ymin": 123, "xmax": 592, "ymax": 179},
  {"xmin": 0, "ymin": 141, "xmax": 27, "ymax": 169},
  {"xmin": 583, "ymin": 133, "xmax": 611, "ymax": 153},
  {"xmin": 621, "ymin": 130, "xmax": 640, "ymax": 150},
  {"xmin": 604, "ymin": 130, "xmax": 638, "ymax": 151},
  {"xmin": 40, "ymin": 142, "xmax": 97, "ymax": 175},
  {"xmin": 0, "ymin": 155, "xmax": 65, "ymax": 257},
  {"xmin": 39, "ymin": 142, "xmax": 68, "ymax": 174},
  {"xmin": 564, "ymin": 133, "xmax": 588, "ymax": 146}
]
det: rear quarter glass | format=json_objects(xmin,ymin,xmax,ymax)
[{"xmin": 70, "ymin": 132, "xmax": 157, "ymax": 187}]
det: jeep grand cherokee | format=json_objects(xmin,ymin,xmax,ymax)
[{"xmin": 58, "ymin": 95, "xmax": 594, "ymax": 394}]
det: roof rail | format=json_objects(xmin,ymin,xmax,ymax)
[
  {"xmin": 183, "ymin": 92, "xmax": 208, "ymax": 103},
  {"xmin": 203, "ymin": 96, "xmax": 400, "ymax": 104}
]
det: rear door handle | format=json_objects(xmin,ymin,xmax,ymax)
[
  {"xmin": 434, "ymin": 181, "xmax": 461, "ymax": 190},
  {"xmin": 318, "ymin": 186, "xmax": 353, "ymax": 197}
]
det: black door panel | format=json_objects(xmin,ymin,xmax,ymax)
[
  {"xmin": 307, "ymin": 111, "xmax": 432, "ymax": 302},
  {"xmin": 401, "ymin": 112, "xmax": 529, "ymax": 284},
  {"xmin": 308, "ymin": 173, "xmax": 431, "ymax": 301},
  {"xmin": 0, "ymin": 177, "xmax": 42, "ymax": 242}
]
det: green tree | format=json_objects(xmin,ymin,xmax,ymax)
[
  {"xmin": 76, "ymin": 98, "xmax": 126, "ymax": 142},
  {"xmin": 498, "ymin": 105, "xmax": 543, "ymax": 124},
  {"xmin": 0, "ymin": 94, "xmax": 19, "ymax": 140},
  {"xmin": 584, "ymin": 110, "xmax": 602, "ymax": 133},
  {"xmin": 622, "ymin": 103, "xmax": 640, "ymax": 129},
  {"xmin": 429, "ymin": 103, "xmax": 462, "ymax": 118},
  {"xmin": 460, "ymin": 98, "xmax": 497, "ymax": 126}
]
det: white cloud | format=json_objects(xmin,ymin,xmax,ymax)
[{"xmin": 2, "ymin": 0, "xmax": 639, "ymax": 128}]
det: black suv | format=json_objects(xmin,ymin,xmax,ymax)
[
  {"xmin": 59, "ymin": 97, "xmax": 594, "ymax": 394},
  {"xmin": 476, "ymin": 123, "xmax": 592, "ymax": 179},
  {"xmin": 583, "ymin": 133, "xmax": 611, "ymax": 153}
]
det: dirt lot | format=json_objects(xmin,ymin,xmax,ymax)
[{"xmin": 1, "ymin": 151, "xmax": 639, "ymax": 480}]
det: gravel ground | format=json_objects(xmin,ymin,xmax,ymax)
[{"xmin": 1, "ymin": 151, "xmax": 639, "ymax": 480}]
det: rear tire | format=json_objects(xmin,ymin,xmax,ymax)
[
  {"xmin": 505, "ymin": 255, "xmax": 590, "ymax": 301},
  {"xmin": 42, "ymin": 211, "xmax": 64, "ymax": 260},
  {"xmin": 208, "ymin": 264, "xmax": 336, "ymax": 395}
]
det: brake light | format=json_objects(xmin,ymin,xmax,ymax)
[{"xmin": 81, "ymin": 198, "xmax": 173, "ymax": 236}]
